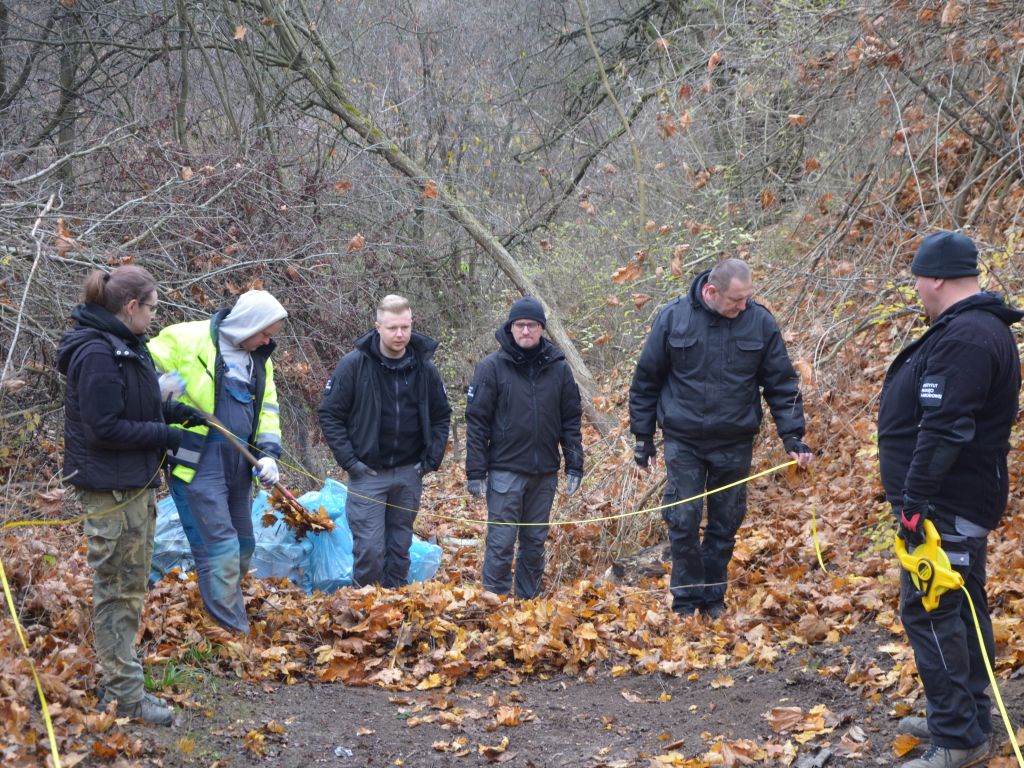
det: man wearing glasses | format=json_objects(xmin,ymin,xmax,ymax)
[
  {"xmin": 629, "ymin": 259, "xmax": 813, "ymax": 618},
  {"xmin": 465, "ymin": 296, "xmax": 584, "ymax": 599}
]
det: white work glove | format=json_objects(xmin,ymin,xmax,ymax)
[
  {"xmin": 158, "ymin": 371, "xmax": 187, "ymax": 401},
  {"xmin": 255, "ymin": 457, "xmax": 279, "ymax": 486}
]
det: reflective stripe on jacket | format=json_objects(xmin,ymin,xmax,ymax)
[{"xmin": 148, "ymin": 310, "xmax": 281, "ymax": 483}]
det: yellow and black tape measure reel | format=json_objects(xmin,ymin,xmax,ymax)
[{"xmin": 894, "ymin": 519, "xmax": 964, "ymax": 612}]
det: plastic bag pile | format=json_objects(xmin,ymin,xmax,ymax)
[{"xmin": 151, "ymin": 478, "xmax": 442, "ymax": 593}]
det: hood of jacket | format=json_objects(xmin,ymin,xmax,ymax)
[
  {"xmin": 494, "ymin": 324, "xmax": 565, "ymax": 367},
  {"xmin": 353, "ymin": 328, "xmax": 439, "ymax": 367},
  {"xmin": 58, "ymin": 303, "xmax": 148, "ymax": 374},
  {"xmin": 933, "ymin": 291, "xmax": 1023, "ymax": 328}
]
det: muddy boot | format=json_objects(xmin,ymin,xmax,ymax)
[
  {"xmin": 118, "ymin": 693, "xmax": 174, "ymax": 727},
  {"xmin": 897, "ymin": 716, "xmax": 930, "ymax": 740},
  {"xmin": 900, "ymin": 743, "xmax": 988, "ymax": 768}
]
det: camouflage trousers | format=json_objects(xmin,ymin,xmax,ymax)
[{"xmin": 79, "ymin": 487, "xmax": 156, "ymax": 705}]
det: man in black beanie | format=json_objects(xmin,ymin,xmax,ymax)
[
  {"xmin": 879, "ymin": 231, "xmax": 1021, "ymax": 768},
  {"xmin": 465, "ymin": 296, "xmax": 584, "ymax": 598}
]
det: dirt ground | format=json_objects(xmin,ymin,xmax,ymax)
[{"xmin": 117, "ymin": 622, "xmax": 1023, "ymax": 768}]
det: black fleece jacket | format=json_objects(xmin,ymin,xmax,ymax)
[{"xmin": 878, "ymin": 292, "xmax": 1021, "ymax": 530}]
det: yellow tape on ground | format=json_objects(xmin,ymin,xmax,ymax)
[
  {"xmin": 961, "ymin": 587, "xmax": 1024, "ymax": 766},
  {"xmin": 815, "ymin": 515, "xmax": 1022, "ymax": 765},
  {"xmin": 330, "ymin": 460, "xmax": 797, "ymax": 526},
  {"xmin": 0, "ymin": 555, "xmax": 62, "ymax": 767}
]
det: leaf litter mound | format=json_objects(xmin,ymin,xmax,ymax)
[{"xmin": 2, "ymin": 335, "xmax": 1024, "ymax": 766}]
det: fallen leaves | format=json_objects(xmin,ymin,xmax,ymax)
[
  {"xmin": 891, "ymin": 732, "xmax": 920, "ymax": 757},
  {"xmin": 766, "ymin": 704, "xmax": 838, "ymax": 744}
]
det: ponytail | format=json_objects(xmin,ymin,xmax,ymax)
[{"xmin": 81, "ymin": 265, "xmax": 156, "ymax": 313}]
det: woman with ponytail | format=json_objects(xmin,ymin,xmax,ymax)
[{"xmin": 57, "ymin": 265, "xmax": 203, "ymax": 726}]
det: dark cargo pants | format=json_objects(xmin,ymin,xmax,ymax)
[
  {"xmin": 80, "ymin": 487, "xmax": 156, "ymax": 706},
  {"xmin": 662, "ymin": 439, "xmax": 753, "ymax": 614},
  {"xmin": 900, "ymin": 520, "xmax": 992, "ymax": 750},
  {"xmin": 345, "ymin": 464, "xmax": 422, "ymax": 588},
  {"xmin": 482, "ymin": 470, "xmax": 557, "ymax": 599}
]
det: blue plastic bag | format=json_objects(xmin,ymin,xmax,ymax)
[
  {"xmin": 250, "ymin": 490, "xmax": 307, "ymax": 582},
  {"xmin": 298, "ymin": 479, "xmax": 354, "ymax": 592},
  {"xmin": 151, "ymin": 477, "xmax": 443, "ymax": 592},
  {"xmin": 150, "ymin": 495, "xmax": 194, "ymax": 582},
  {"xmin": 409, "ymin": 537, "xmax": 443, "ymax": 583}
]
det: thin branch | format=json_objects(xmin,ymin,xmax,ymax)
[{"xmin": 2, "ymin": 193, "xmax": 56, "ymax": 387}]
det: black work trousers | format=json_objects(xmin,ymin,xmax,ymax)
[
  {"xmin": 482, "ymin": 470, "xmax": 557, "ymax": 599},
  {"xmin": 899, "ymin": 519, "xmax": 993, "ymax": 750},
  {"xmin": 661, "ymin": 438, "xmax": 753, "ymax": 614}
]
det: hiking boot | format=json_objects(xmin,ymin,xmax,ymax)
[
  {"xmin": 900, "ymin": 743, "xmax": 989, "ymax": 768},
  {"xmin": 897, "ymin": 716, "xmax": 931, "ymax": 740},
  {"xmin": 118, "ymin": 693, "xmax": 175, "ymax": 727}
]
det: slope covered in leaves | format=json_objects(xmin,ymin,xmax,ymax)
[{"xmin": 1, "ymin": 325, "xmax": 1023, "ymax": 766}]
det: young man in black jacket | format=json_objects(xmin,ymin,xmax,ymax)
[
  {"xmin": 318, "ymin": 295, "xmax": 451, "ymax": 588},
  {"xmin": 629, "ymin": 259, "xmax": 813, "ymax": 617},
  {"xmin": 878, "ymin": 231, "xmax": 1021, "ymax": 768},
  {"xmin": 465, "ymin": 297, "xmax": 584, "ymax": 599}
]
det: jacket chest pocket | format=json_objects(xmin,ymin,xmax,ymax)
[
  {"xmin": 732, "ymin": 338, "xmax": 763, "ymax": 374},
  {"xmin": 497, "ymin": 382, "xmax": 514, "ymax": 431},
  {"xmin": 669, "ymin": 335, "xmax": 698, "ymax": 372}
]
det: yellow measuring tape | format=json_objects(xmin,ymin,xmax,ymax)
[
  {"xmin": 0, "ymin": 555, "xmax": 62, "ymax": 767},
  {"xmin": 272, "ymin": 449, "xmax": 797, "ymax": 526},
  {"xmin": 812, "ymin": 511, "xmax": 1022, "ymax": 764}
]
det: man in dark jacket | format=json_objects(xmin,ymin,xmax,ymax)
[
  {"xmin": 318, "ymin": 295, "xmax": 451, "ymax": 588},
  {"xmin": 878, "ymin": 231, "xmax": 1021, "ymax": 768},
  {"xmin": 465, "ymin": 296, "xmax": 584, "ymax": 599},
  {"xmin": 629, "ymin": 259, "xmax": 813, "ymax": 617}
]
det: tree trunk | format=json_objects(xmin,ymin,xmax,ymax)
[{"xmin": 253, "ymin": 0, "xmax": 615, "ymax": 434}]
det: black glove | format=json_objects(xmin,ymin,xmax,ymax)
[
  {"xmin": 347, "ymin": 461, "xmax": 377, "ymax": 480},
  {"xmin": 467, "ymin": 478, "xmax": 486, "ymax": 497},
  {"xmin": 163, "ymin": 401, "xmax": 207, "ymax": 428},
  {"xmin": 179, "ymin": 406, "xmax": 207, "ymax": 429},
  {"xmin": 565, "ymin": 472, "xmax": 582, "ymax": 496},
  {"xmin": 634, "ymin": 436, "xmax": 656, "ymax": 468},
  {"xmin": 783, "ymin": 437, "xmax": 812, "ymax": 455},
  {"xmin": 897, "ymin": 496, "xmax": 931, "ymax": 549}
]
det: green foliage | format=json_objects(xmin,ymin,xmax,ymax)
[{"xmin": 144, "ymin": 644, "xmax": 219, "ymax": 692}]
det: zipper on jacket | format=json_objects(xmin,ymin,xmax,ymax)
[
  {"xmin": 531, "ymin": 368, "xmax": 539, "ymax": 472},
  {"xmin": 391, "ymin": 372, "xmax": 401, "ymax": 468}
]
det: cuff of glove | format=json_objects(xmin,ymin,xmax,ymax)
[
  {"xmin": 166, "ymin": 427, "xmax": 183, "ymax": 451},
  {"xmin": 900, "ymin": 495, "xmax": 931, "ymax": 514}
]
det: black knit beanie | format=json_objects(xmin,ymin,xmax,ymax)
[
  {"xmin": 911, "ymin": 231, "xmax": 980, "ymax": 278},
  {"xmin": 507, "ymin": 297, "xmax": 547, "ymax": 327}
]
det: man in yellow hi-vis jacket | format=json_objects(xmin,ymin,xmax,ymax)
[{"xmin": 149, "ymin": 290, "xmax": 287, "ymax": 634}]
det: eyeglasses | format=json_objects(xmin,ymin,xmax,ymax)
[
  {"xmin": 512, "ymin": 321, "xmax": 541, "ymax": 332},
  {"xmin": 139, "ymin": 302, "xmax": 158, "ymax": 314}
]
